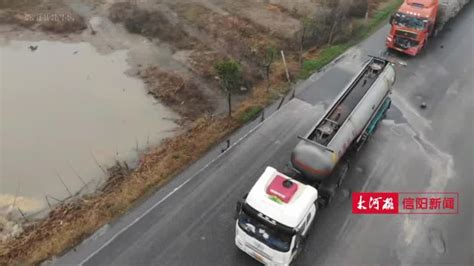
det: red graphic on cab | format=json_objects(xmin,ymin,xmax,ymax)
[{"xmin": 352, "ymin": 192, "xmax": 459, "ymax": 214}]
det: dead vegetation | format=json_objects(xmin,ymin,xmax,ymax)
[
  {"xmin": 141, "ymin": 67, "xmax": 215, "ymax": 120},
  {"xmin": 109, "ymin": 2, "xmax": 196, "ymax": 50}
]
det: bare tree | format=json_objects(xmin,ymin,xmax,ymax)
[
  {"xmin": 260, "ymin": 47, "xmax": 277, "ymax": 91},
  {"xmin": 324, "ymin": 0, "xmax": 351, "ymax": 45},
  {"xmin": 299, "ymin": 18, "xmax": 312, "ymax": 67}
]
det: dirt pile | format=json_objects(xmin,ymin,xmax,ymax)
[{"xmin": 141, "ymin": 67, "xmax": 215, "ymax": 120}]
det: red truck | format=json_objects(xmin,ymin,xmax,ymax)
[{"xmin": 386, "ymin": 0, "xmax": 439, "ymax": 56}]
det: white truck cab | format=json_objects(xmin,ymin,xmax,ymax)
[{"xmin": 235, "ymin": 167, "xmax": 318, "ymax": 265}]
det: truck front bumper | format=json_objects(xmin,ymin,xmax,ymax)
[
  {"xmin": 235, "ymin": 225, "xmax": 291, "ymax": 266},
  {"xmin": 386, "ymin": 37, "xmax": 421, "ymax": 56}
]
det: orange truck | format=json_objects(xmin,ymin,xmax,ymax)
[
  {"xmin": 386, "ymin": 0, "xmax": 470, "ymax": 56},
  {"xmin": 386, "ymin": 0, "xmax": 439, "ymax": 56}
]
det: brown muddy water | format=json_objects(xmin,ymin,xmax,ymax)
[{"xmin": 0, "ymin": 40, "xmax": 178, "ymax": 216}]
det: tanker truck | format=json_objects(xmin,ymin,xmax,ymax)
[
  {"xmin": 386, "ymin": 0, "xmax": 470, "ymax": 56},
  {"xmin": 235, "ymin": 57, "xmax": 396, "ymax": 265},
  {"xmin": 289, "ymin": 56, "xmax": 395, "ymax": 206}
]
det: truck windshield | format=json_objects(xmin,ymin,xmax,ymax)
[
  {"xmin": 238, "ymin": 204, "xmax": 294, "ymax": 252},
  {"xmin": 393, "ymin": 12, "xmax": 427, "ymax": 31}
]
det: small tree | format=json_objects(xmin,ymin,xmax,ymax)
[
  {"xmin": 214, "ymin": 59, "xmax": 242, "ymax": 117},
  {"xmin": 261, "ymin": 47, "xmax": 277, "ymax": 91}
]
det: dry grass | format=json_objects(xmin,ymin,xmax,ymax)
[
  {"xmin": 174, "ymin": 3, "xmax": 282, "ymax": 65},
  {"xmin": 141, "ymin": 67, "xmax": 215, "ymax": 120},
  {"xmin": 109, "ymin": 2, "xmax": 197, "ymax": 50}
]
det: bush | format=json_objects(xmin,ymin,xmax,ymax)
[
  {"xmin": 239, "ymin": 106, "xmax": 263, "ymax": 123},
  {"xmin": 300, "ymin": 44, "xmax": 349, "ymax": 78}
]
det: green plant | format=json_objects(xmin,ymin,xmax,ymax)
[
  {"xmin": 261, "ymin": 47, "xmax": 277, "ymax": 90},
  {"xmin": 214, "ymin": 59, "xmax": 243, "ymax": 117},
  {"xmin": 238, "ymin": 106, "xmax": 263, "ymax": 123},
  {"xmin": 300, "ymin": 44, "xmax": 349, "ymax": 79}
]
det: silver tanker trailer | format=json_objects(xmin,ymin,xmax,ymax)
[{"xmin": 290, "ymin": 56, "xmax": 396, "ymax": 206}]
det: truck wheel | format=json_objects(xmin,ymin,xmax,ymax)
[{"xmin": 318, "ymin": 183, "xmax": 336, "ymax": 208}]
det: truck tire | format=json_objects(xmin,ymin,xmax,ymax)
[
  {"xmin": 318, "ymin": 183, "xmax": 337, "ymax": 208},
  {"xmin": 318, "ymin": 197, "xmax": 328, "ymax": 209}
]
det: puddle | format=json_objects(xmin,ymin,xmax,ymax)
[{"xmin": 0, "ymin": 40, "xmax": 178, "ymax": 215}]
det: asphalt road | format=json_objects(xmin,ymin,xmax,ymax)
[{"xmin": 56, "ymin": 3, "xmax": 473, "ymax": 265}]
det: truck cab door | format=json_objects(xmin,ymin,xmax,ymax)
[{"xmin": 292, "ymin": 233, "xmax": 303, "ymax": 258}]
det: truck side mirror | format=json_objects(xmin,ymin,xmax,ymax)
[
  {"xmin": 389, "ymin": 15, "xmax": 394, "ymax": 25},
  {"xmin": 235, "ymin": 200, "xmax": 243, "ymax": 219},
  {"xmin": 234, "ymin": 193, "xmax": 248, "ymax": 219},
  {"xmin": 292, "ymin": 233, "xmax": 303, "ymax": 254}
]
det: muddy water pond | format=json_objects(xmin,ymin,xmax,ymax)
[{"xmin": 0, "ymin": 40, "xmax": 178, "ymax": 215}]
